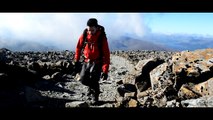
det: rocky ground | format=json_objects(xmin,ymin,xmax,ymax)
[{"xmin": 0, "ymin": 48, "xmax": 212, "ymax": 108}]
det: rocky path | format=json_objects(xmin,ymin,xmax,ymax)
[
  {"xmin": 98, "ymin": 54, "xmax": 135, "ymax": 107},
  {"xmin": 34, "ymin": 54, "xmax": 135, "ymax": 108}
]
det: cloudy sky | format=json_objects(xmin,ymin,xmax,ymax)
[{"xmin": 0, "ymin": 13, "xmax": 213, "ymax": 51}]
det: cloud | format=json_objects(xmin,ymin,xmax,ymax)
[
  {"xmin": 0, "ymin": 13, "xmax": 87, "ymax": 50},
  {"xmin": 0, "ymin": 13, "xmax": 148, "ymax": 51},
  {"xmin": 1, "ymin": 13, "xmax": 211, "ymax": 51},
  {"xmin": 108, "ymin": 13, "xmax": 146, "ymax": 39}
]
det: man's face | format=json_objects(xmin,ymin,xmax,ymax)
[{"xmin": 87, "ymin": 26, "xmax": 97, "ymax": 35}]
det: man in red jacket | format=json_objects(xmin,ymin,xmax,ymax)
[{"xmin": 74, "ymin": 18, "xmax": 110, "ymax": 103}]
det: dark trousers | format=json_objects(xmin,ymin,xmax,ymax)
[{"xmin": 79, "ymin": 61, "xmax": 102, "ymax": 95}]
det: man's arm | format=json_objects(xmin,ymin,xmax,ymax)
[
  {"xmin": 74, "ymin": 34, "xmax": 84, "ymax": 62},
  {"xmin": 101, "ymin": 36, "xmax": 110, "ymax": 74},
  {"xmin": 72, "ymin": 34, "xmax": 84, "ymax": 76}
]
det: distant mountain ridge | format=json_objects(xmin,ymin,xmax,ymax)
[
  {"xmin": 0, "ymin": 40, "xmax": 59, "ymax": 52},
  {"xmin": 144, "ymin": 34, "xmax": 213, "ymax": 51},
  {"xmin": 1, "ymin": 33, "xmax": 213, "ymax": 52},
  {"xmin": 0, "ymin": 37, "xmax": 174, "ymax": 52},
  {"xmin": 109, "ymin": 36, "xmax": 174, "ymax": 51}
]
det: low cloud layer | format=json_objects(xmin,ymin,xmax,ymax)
[
  {"xmin": 0, "ymin": 13, "xmax": 147, "ymax": 51},
  {"xmin": 0, "ymin": 13, "xmax": 212, "ymax": 51}
]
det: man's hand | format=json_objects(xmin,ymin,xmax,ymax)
[
  {"xmin": 101, "ymin": 72, "xmax": 108, "ymax": 80},
  {"xmin": 72, "ymin": 61, "xmax": 81, "ymax": 76},
  {"xmin": 74, "ymin": 61, "xmax": 81, "ymax": 68}
]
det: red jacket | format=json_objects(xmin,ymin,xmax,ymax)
[{"xmin": 74, "ymin": 30, "xmax": 110, "ymax": 74}]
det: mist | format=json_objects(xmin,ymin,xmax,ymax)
[
  {"xmin": 0, "ymin": 13, "xmax": 212, "ymax": 52},
  {"xmin": 0, "ymin": 13, "xmax": 148, "ymax": 51}
]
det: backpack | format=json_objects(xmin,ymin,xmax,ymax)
[{"xmin": 80, "ymin": 25, "xmax": 106, "ymax": 61}]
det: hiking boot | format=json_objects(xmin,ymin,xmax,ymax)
[
  {"xmin": 136, "ymin": 81, "xmax": 149, "ymax": 92},
  {"xmin": 89, "ymin": 93, "xmax": 99, "ymax": 105},
  {"xmin": 94, "ymin": 94, "xmax": 99, "ymax": 102},
  {"xmin": 87, "ymin": 88, "xmax": 95, "ymax": 96}
]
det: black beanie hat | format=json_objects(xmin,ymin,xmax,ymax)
[{"xmin": 87, "ymin": 18, "xmax": 98, "ymax": 27}]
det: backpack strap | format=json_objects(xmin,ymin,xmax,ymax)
[{"xmin": 97, "ymin": 25, "xmax": 106, "ymax": 62}]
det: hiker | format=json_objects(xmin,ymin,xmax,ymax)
[{"xmin": 73, "ymin": 18, "xmax": 110, "ymax": 103}]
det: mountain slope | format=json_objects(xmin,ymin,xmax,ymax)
[{"xmin": 109, "ymin": 36, "xmax": 173, "ymax": 51}]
